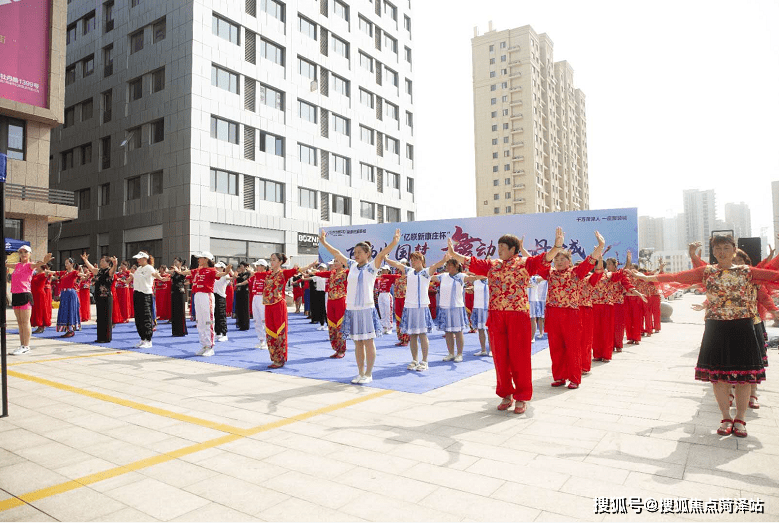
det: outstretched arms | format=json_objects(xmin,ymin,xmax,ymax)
[
  {"xmin": 374, "ymin": 229, "xmax": 402, "ymax": 269},
  {"xmin": 319, "ymin": 230, "xmax": 349, "ymax": 267}
]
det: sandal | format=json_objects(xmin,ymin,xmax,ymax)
[
  {"xmin": 550, "ymin": 379, "xmax": 566, "ymax": 387},
  {"xmin": 567, "ymin": 382, "xmax": 579, "ymax": 389},
  {"xmin": 513, "ymin": 401, "xmax": 527, "ymax": 414},
  {"xmin": 732, "ymin": 419, "xmax": 747, "ymax": 438},
  {"xmin": 717, "ymin": 418, "xmax": 733, "ymax": 436},
  {"xmin": 267, "ymin": 362, "xmax": 284, "ymax": 369},
  {"xmin": 749, "ymin": 395, "xmax": 759, "ymax": 409},
  {"xmin": 497, "ymin": 396, "xmax": 513, "ymax": 411},
  {"xmin": 61, "ymin": 331, "xmax": 75, "ymax": 338}
]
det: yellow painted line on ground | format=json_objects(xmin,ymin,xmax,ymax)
[
  {"xmin": 7, "ymin": 370, "xmax": 250, "ymax": 436},
  {"xmin": 8, "ymin": 351, "xmax": 125, "ymax": 366},
  {"xmin": 0, "ymin": 389, "xmax": 393, "ymax": 512}
]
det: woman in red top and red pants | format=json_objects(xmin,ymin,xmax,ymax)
[
  {"xmin": 264, "ymin": 254, "xmax": 303, "ymax": 368},
  {"xmin": 447, "ymin": 230, "xmax": 556, "ymax": 414},
  {"xmin": 536, "ymin": 231, "xmax": 604, "ymax": 390}
]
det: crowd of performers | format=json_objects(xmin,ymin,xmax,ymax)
[{"xmin": 6, "ymin": 227, "xmax": 776, "ymax": 436}]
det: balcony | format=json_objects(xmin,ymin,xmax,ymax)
[
  {"xmin": 510, "ymin": 99, "xmax": 523, "ymax": 106},
  {"xmin": 509, "ymin": 45, "xmax": 520, "ymax": 50},
  {"xmin": 513, "ymin": 169, "xmax": 524, "ymax": 174},
  {"xmin": 511, "ymin": 127, "xmax": 523, "ymax": 133},
  {"xmin": 509, "ymin": 71, "xmax": 522, "ymax": 78},
  {"xmin": 513, "ymin": 141, "xmax": 525, "ymax": 147},
  {"xmin": 4, "ymin": 183, "xmax": 78, "ymax": 223},
  {"xmin": 513, "ymin": 156, "xmax": 524, "ymax": 161},
  {"xmin": 514, "ymin": 183, "xmax": 526, "ymax": 189},
  {"xmin": 510, "ymin": 113, "xmax": 523, "ymax": 120},
  {"xmin": 509, "ymin": 60, "xmax": 521, "ymax": 65},
  {"xmin": 510, "ymin": 86, "xmax": 522, "ymax": 91}
]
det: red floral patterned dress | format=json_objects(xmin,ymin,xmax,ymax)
[
  {"xmin": 263, "ymin": 268, "xmax": 300, "ymax": 365},
  {"xmin": 316, "ymin": 268, "xmax": 349, "ymax": 355}
]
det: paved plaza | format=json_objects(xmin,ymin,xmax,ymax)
[{"xmin": 0, "ymin": 293, "xmax": 777, "ymax": 522}]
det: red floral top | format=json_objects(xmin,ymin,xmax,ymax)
[
  {"xmin": 114, "ymin": 271, "xmax": 129, "ymax": 289},
  {"xmin": 467, "ymin": 254, "xmax": 548, "ymax": 312},
  {"xmin": 602, "ymin": 270, "xmax": 634, "ymax": 305},
  {"xmin": 316, "ymin": 269, "xmax": 349, "ymax": 300},
  {"xmin": 579, "ymin": 270, "xmax": 603, "ymax": 306},
  {"xmin": 384, "ymin": 273, "xmax": 406, "ymax": 299},
  {"xmin": 56, "ymin": 270, "xmax": 80, "ymax": 290},
  {"xmin": 536, "ymin": 257, "xmax": 596, "ymax": 309},
  {"xmin": 589, "ymin": 271, "xmax": 611, "ymax": 305},
  {"xmin": 656, "ymin": 265, "xmax": 779, "ymax": 320},
  {"xmin": 263, "ymin": 268, "xmax": 299, "ymax": 305}
]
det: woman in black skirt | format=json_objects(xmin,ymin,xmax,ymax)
[
  {"xmin": 81, "ymin": 253, "xmax": 117, "ymax": 343},
  {"xmin": 169, "ymin": 257, "xmax": 188, "ymax": 337},
  {"xmin": 234, "ymin": 261, "xmax": 252, "ymax": 331},
  {"xmin": 635, "ymin": 235, "xmax": 779, "ymax": 438}
]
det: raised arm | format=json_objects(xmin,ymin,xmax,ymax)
[
  {"xmin": 374, "ymin": 228, "xmax": 402, "ymax": 269},
  {"xmin": 688, "ymin": 241, "xmax": 706, "ymax": 268},
  {"xmin": 544, "ymin": 227, "xmax": 567, "ymax": 262},
  {"xmin": 384, "ymin": 257, "xmax": 406, "ymax": 271},
  {"xmin": 428, "ymin": 252, "xmax": 450, "ymax": 273},
  {"xmin": 446, "ymin": 238, "xmax": 468, "ymax": 265},
  {"xmin": 80, "ymin": 253, "xmax": 99, "ymax": 275},
  {"xmin": 319, "ymin": 230, "xmax": 349, "ymax": 267},
  {"xmin": 589, "ymin": 231, "xmax": 606, "ymax": 260},
  {"xmin": 215, "ymin": 264, "xmax": 233, "ymax": 278},
  {"xmin": 519, "ymin": 236, "xmax": 530, "ymax": 258}
]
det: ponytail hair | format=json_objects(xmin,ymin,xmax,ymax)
[
  {"xmin": 354, "ymin": 242, "xmax": 372, "ymax": 256},
  {"xmin": 272, "ymin": 252, "xmax": 287, "ymax": 265}
]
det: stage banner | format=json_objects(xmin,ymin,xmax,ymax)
[
  {"xmin": 320, "ymin": 208, "xmax": 638, "ymax": 265},
  {"xmin": 0, "ymin": 0, "xmax": 51, "ymax": 108}
]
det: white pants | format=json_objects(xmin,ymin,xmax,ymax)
[
  {"xmin": 193, "ymin": 292, "xmax": 214, "ymax": 349},
  {"xmin": 378, "ymin": 292, "xmax": 393, "ymax": 331},
  {"xmin": 252, "ymin": 295, "xmax": 266, "ymax": 342}
]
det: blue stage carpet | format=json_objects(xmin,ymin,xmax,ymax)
[{"xmin": 27, "ymin": 312, "xmax": 549, "ymax": 394}]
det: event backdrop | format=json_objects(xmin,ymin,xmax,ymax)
[
  {"xmin": 320, "ymin": 208, "xmax": 638, "ymax": 265},
  {"xmin": 0, "ymin": 0, "xmax": 51, "ymax": 108}
]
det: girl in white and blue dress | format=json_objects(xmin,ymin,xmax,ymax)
[
  {"xmin": 431, "ymin": 258, "xmax": 470, "ymax": 362},
  {"xmin": 319, "ymin": 228, "xmax": 401, "ymax": 384},
  {"xmin": 470, "ymin": 275, "xmax": 490, "ymax": 356},
  {"xmin": 386, "ymin": 252, "xmax": 448, "ymax": 372}
]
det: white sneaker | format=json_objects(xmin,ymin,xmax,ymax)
[
  {"xmin": 416, "ymin": 361, "xmax": 428, "ymax": 371},
  {"xmin": 203, "ymin": 348, "xmax": 215, "ymax": 357},
  {"xmin": 443, "ymin": 354, "xmax": 455, "ymax": 362},
  {"xmin": 454, "ymin": 354, "xmax": 463, "ymax": 363},
  {"xmin": 217, "ymin": 335, "xmax": 228, "ymax": 342},
  {"xmin": 134, "ymin": 340, "xmax": 144, "ymax": 348},
  {"xmin": 358, "ymin": 375, "xmax": 373, "ymax": 384},
  {"xmin": 11, "ymin": 346, "xmax": 30, "ymax": 355},
  {"xmin": 531, "ymin": 337, "xmax": 536, "ymax": 343},
  {"xmin": 351, "ymin": 375, "xmax": 364, "ymax": 384},
  {"xmin": 196, "ymin": 346, "xmax": 209, "ymax": 356},
  {"xmin": 406, "ymin": 361, "xmax": 419, "ymax": 370},
  {"xmin": 140, "ymin": 341, "xmax": 152, "ymax": 349},
  {"xmin": 474, "ymin": 350, "xmax": 487, "ymax": 356}
]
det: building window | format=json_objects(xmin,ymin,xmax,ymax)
[
  {"xmin": 101, "ymin": 135, "xmax": 111, "ymax": 168},
  {"xmin": 503, "ymin": 123, "xmax": 509, "ymax": 130},
  {"xmin": 359, "ymin": 88, "xmax": 374, "ymax": 108},
  {"xmin": 331, "ymin": 73, "xmax": 349, "ymax": 97},
  {"xmin": 384, "ymin": 135, "xmax": 399, "ymax": 155},
  {"xmin": 212, "ymin": 14, "xmax": 240, "ymax": 44},
  {"xmin": 332, "ymin": 195, "xmax": 349, "ymax": 215},
  {"xmin": 491, "ymin": 111, "xmax": 497, "ymax": 118},
  {"xmin": 67, "ymin": 23, "xmax": 77, "ymax": 44},
  {"xmin": 130, "ymin": 30, "xmax": 144, "ymax": 53},
  {"xmin": 383, "ymin": 66, "xmax": 398, "ymax": 87},
  {"xmin": 299, "ymin": 188, "xmax": 317, "ymax": 209},
  {"xmin": 491, "ymin": 125, "xmax": 497, "ymax": 132},
  {"xmin": 298, "ymin": 143, "xmax": 317, "ymax": 165},
  {"xmin": 129, "ymin": 77, "xmax": 143, "ymax": 101},
  {"xmin": 82, "ymin": 55, "xmax": 95, "ymax": 77},
  {"xmin": 407, "ymin": 211, "xmax": 415, "ymax": 222},
  {"xmin": 333, "ymin": 0, "xmax": 349, "ymax": 21},
  {"xmin": 383, "ymin": 33, "xmax": 398, "ymax": 55},
  {"xmin": 333, "ymin": 154, "xmax": 350, "ymax": 175},
  {"xmin": 505, "ymin": 192, "xmax": 511, "ymax": 199},
  {"xmin": 102, "ymin": 90, "xmax": 112, "ymax": 123},
  {"xmin": 298, "ymin": 57, "xmax": 317, "ymax": 80},
  {"xmin": 492, "ymin": 138, "xmax": 498, "ymax": 145},
  {"xmin": 404, "ymin": 15, "xmax": 411, "ymax": 35},
  {"xmin": 126, "ymin": 176, "xmax": 142, "ymax": 200},
  {"xmin": 66, "ymin": 65, "xmax": 76, "ymax": 85},
  {"xmin": 504, "ymin": 164, "xmax": 510, "ymax": 171},
  {"xmin": 406, "ymin": 144, "xmax": 413, "ymax": 161},
  {"xmin": 386, "ymin": 206, "xmax": 400, "ymax": 223},
  {"xmin": 505, "ymin": 178, "xmax": 511, "ymax": 185},
  {"xmin": 492, "ymin": 152, "xmax": 498, "ymax": 159},
  {"xmin": 261, "ymin": 0, "xmax": 285, "ymax": 21},
  {"xmin": 126, "ymin": 126, "xmax": 142, "ymax": 150},
  {"xmin": 384, "ymin": 101, "xmax": 399, "ymax": 121},
  {"xmin": 405, "ymin": 78, "xmax": 413, "ymax": 98},
  {"xmin": 359, "ymin": 52, "xmax": 374, "ymax": 72},
  {"xmin": 259, "ymin": 131, "xmax": 284, "ymax": 156},
  {"xmin": 332, "ymin": 114, "xmax": 349, "ymax": 136},
  {"xmin": 501, "ymin": 54, "xmax": 506, "ymax": 62},
  {"xmin": 385, "ymin": 171, "xmax": 400, "ymax": 189},
  {"xmin": 494, "ymin": 207, "xmax": 499, "ymax": 214},
  {"xmin": 492, "ymin": 166, "xmax": 498, "ymax": 172},
  {"xmin": 506, "ymin": 206, "xmax": 512, "ymax": 213},
  {"xmin": 384, "ymin": 0, "xmax": 397, "ymax": 21},
  {"xmin": 211, "ymin": 64, "xmax": 239, "ymax": 94},
  {"xmin": 151, "ymin": 171, "xmax": 163, "ymax": 194},
  {"xmin": 80, "ymin": 143, "xmax": 92, "ymax": 165},
  {"xmin": 406, "ymin": 177, "xmax": 414, "ymax": 194},
  {"xmin": 131, "ymin": 0, "xmax": 140, "ymax": 6},
  {"xmin": 358, "ymin": 16, "xmax": 373, "ymax": 37},
  {"xmin": 210, "ymin": 168, "xmax": 238, "ymax": 195},
  {"xmin": 298, "ymin": 16, "xmax": 317, "ymax": 40},
  {"xmin": 210, "ymin": 116, "xmax": 239, "ymax": 144},
  {"xmin": 153, "ymin": 18, "xmax": 166, "ymax": 43},
  {"xmin": 83, "ymin": 11, "xmax": 96, "ymax": 35},
  {"xmin": 260, "ymin": 84, "xmax": 284, "ymax": 110},
  {"xmin": 359, "ymin": 125, "xmax": 374, "ymax": 145},
  {"xmin": 103, "ymin": 1, "xmax": 114, "ymax": 33},
  {"xmin": 491, "ymin": 98, "xmax": 497, "ymax": 105},
  {"xmin": 298, "ymin": 100, "xmax": 317, "ymax": 123},
  {"xmin": 360, "ymin": 163, "xmax": 374, "ymax": 182},
  {"xmin": 81, "ymin": 99, "xmax": 93, "ymax": 121},
  {"xmin": 151, "ymin": 119, "xmax": 164, "ymax": 144},
  {"xmin": 489, "ymin": 44, "xmax": 494, "ymax": 53},
  {"xmin": 61, "ymin": 149, "xmax": 74, "ymax": 171},
  {"xmin": 99, "ymin": 183, "xmax": 110, "ymax": 206},
  {"xmin": 260, "ymin": 38, "xmax": 284, "ymax": 66},
  {"xmin": 260, "ymin": 178, "xmax": 284, "ymax": 202},
  {"xmin": 103, "ymin": 45, "xmax": 114, "ymax": 77},
  {"xmin": 152, "ymin": 67, "xmax": 165, "ymax": 93},
  {"xmin": 76, "ymin": 188, "xmax": 91, "ymax": 210},
  {"xmin": 331, "ymin": 34, "xmax": 349, "ymax": 59},
  {"xmin": 493, "ymin": 194, "xmax": 499, "ymax": 200},
  {"xmin": 360, "ymin": 201, "xmax": 375, "ymax": 219},
  {"xmin": 64, "ymin": 107, "xmax": 75, "ymax": 128}
]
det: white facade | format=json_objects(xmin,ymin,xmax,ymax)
[
  {"xmin": 51, "ymin": 0, "xmax": 416, "ymax": 266},
  {"xmin": 651, "ymin": 250, "xmax": 692, "ymax": 274},
  {"xmin": 724, "ymin": 202, "xmax": 751, "ymax": 239},
  {"xmin": 683, "ymin": 189, "xmax": 717, "ymax": 258}
]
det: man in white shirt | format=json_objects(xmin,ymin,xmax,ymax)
[
  {"xmin": 129, "ymin": 251, "xmax": 163, "ymax": 349},
  {"xmin": 527, "ymin": 275, "xmax": 548, "ymax": 341}
]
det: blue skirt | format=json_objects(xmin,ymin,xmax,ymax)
[
  {"xmin": 400, "ymin": 306, "xmax": 434, "ymax": 334},
  {"xmin": 57, "ymin": 288, "xmax": 81, "ymax": 331},
  {"xmin": 471, "ymin": 308, "xmax": 488, "ymax": 330},
  {"xmin": 437, "ymin": 306, "xmax": 470, "ymax": 332},
  {"xmin": 343, "ymin": 308, "xmax": 382, "ymax": 341}
]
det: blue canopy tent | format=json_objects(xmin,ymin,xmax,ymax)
[{"xmin": 5, "ymin": 238, "xmax": 31, "ymax": 253}]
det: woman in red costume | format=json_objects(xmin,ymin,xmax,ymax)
[
  {"xmin": 31, "ymin": 266, "xmax": 54, "ymax": 334},
  {"xmin": 263, "ymin": 254, "xmax": 302, "ymax": 368},
  {"xmin": 314, "ymin": 259, "xmax": 350, "ymax": 358},
  {"xmin": 154, "ymin": 266, "xmax": 172, "ymax": 321}
]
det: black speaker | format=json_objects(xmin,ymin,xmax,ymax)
[{"xmin": 738, "ymin": 237, "xmax": 761, "ymax": 266}]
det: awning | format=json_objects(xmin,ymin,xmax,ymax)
[{"xmin": 5, "ymin": 238, "xmax": 31, "ymax": 253}]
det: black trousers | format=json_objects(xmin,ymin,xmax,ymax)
[
  {"xmin": 214, "ymin": 294, "xmax": 228, "ymax": 336},
  {"xmin": 311, "ymin": 289, "xmax": 326, "ymax": 325},
  {"xmin": 133, "ymin": 291, "xmax": 154, "ymax": 341},
  {"xmin": 171, "ymin": 289, "xmax": 188, "ymax": 336},
  {"xmin": 96, "ymin": 295, "xmax": 113, "ymax": 342},
  {"xmin": 235, "ymin": 289, "xmax": 250, "ymax": 330}
]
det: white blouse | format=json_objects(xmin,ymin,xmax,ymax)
[
  {"xmin": 346, "ymin": 259, "xmax": 377, "ymax": 310},
  {"xmin": 437, "ymin": 273, "xmax": 466, "ymax": 309},
  {"xmin": 473, "ymin": 279, "xmax": 490, "ymax": 309},
  {"xmin": 404, "ymin": 267, "xmax": 431, "ymax": 308}
]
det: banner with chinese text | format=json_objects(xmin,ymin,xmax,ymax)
[{"xmin": 0, "ymin": 0, "xmax": 51, "ymax": 108}]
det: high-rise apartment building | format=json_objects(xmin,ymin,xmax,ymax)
[
  {"xmin": 1, "ymin": 0, "xmax": 78, "ymax": 255},
  {"xmin": 638, "ymin": 215, "xmax": 664, "ymax": 251},
  {"xmin": 50, "ymin": 0, "xmax": 416, "ymax": 266},
  {"xmin": 724, "ymin": 202, "xmax": 751, "ymax": 239},
  {"xmin": 471, "ymin": 23, "xmax": 588, "ymax": 216},
  {"xmin": 683, "ymin": 189, "xmax": 717, "ymax": 258}
]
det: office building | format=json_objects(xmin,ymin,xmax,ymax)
[
  {"xmin": 724, "ymin": 202, "xmax": 751, "ymax": 239},
  {"xmin": 50, "ymin": 0, "xmax": 416, "ymax": 265},
  {"xmin": 471, "ymin": 22, "xmax": 589, "ymax": 216},
  {"xmin": 682, "ymin": 189, "xmax": 717, "ymax": 258}
]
